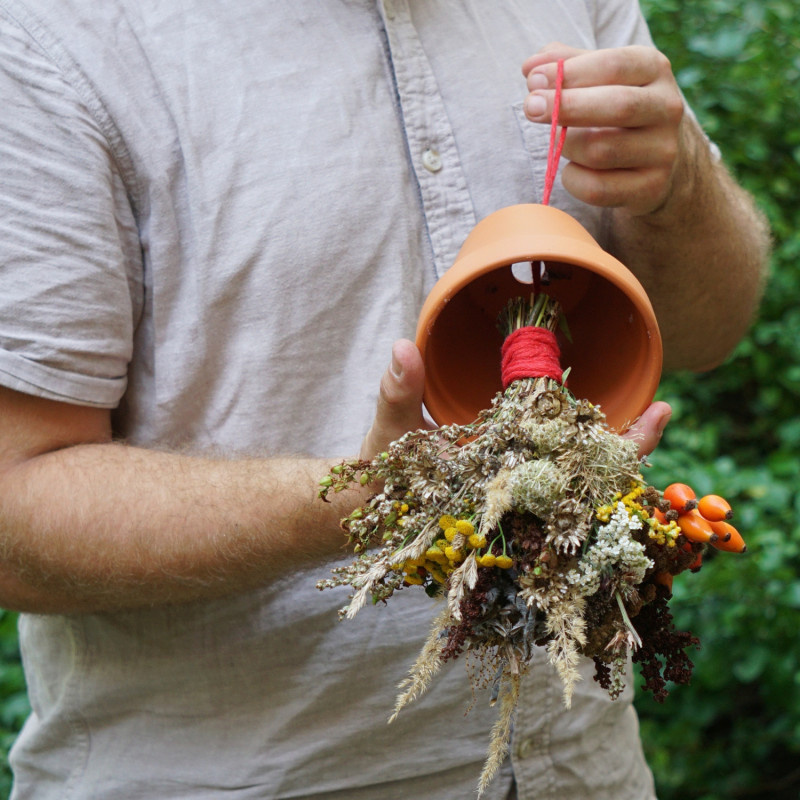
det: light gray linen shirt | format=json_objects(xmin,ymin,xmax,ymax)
[{"xmin": 0, "ymin": 0, "xmax": 659, "ymax": 797}]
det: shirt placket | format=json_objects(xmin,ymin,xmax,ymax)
[
  {"xmin": 511, "ymin": 669, "xmax": 558, "ymax": 800},
  {"xmin": 378, "ymin": 0, "xmax": 476, "ymax": 280}
]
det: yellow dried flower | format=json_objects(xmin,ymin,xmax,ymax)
[
  {"xmin": 596, "ymin": 504, "xmax": 613, "ymax": 522},
  {"xmin": 477, "ymin": 553, "xmax": 497, "ymax": 568},
  {"xmin": 455, "ymin": 519, "xmax": 475, "ymax": 536},
  {"xmin": 647, "ymin": 517, "xmax": 680, "ymax": 549},
  {"xmin": 429, "ymin": 568, "xmax": 448, "ymax": 584},
  {"xmin": 444, "ymin": 546, "xmax": 464, "ymax": 563},
  {"xmin": 648, "ymin": 530, "xmax": 666, "ymax": 546},
  {"xmin": 439, "ymin": 515, "xmax": 457, "ymax": 531},
  {"xmin": 495, "ymin": 555, "xmax": 513, "ymax": 569},
  {"xmin": 468, "ymin": 533, "xmax": 488, "ymax": 549},
  {"xmin": 425, "ymin": 546, "xmax": 448, "ymax": 564}
]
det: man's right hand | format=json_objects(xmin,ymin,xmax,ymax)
[
  {"xmin": 0, "ymin": 380, "xmax": 381, "ymax": 613},
  {"xmin": 360, "ymin": 339, "xmax": 431, "ymax": 460}
]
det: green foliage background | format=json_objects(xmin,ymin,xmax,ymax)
[
  {"xmin": 637, "ymin": 0, "xmax": 800, "ymax": 798},
  {"xmin": 0, "ymin": 611, "xmax": 26, "ymax": 798},
  {"xmin": 0, "ymin": 1, "xmax": 797, "ymax": 797}
]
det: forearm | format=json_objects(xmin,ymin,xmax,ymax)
[
  {"xmin": 607, "ymin": 116, "xmax": 770, "ymax": 371},
  {"xmin": 0, "ymin": 442, "xmax": 360, "ymax": 614}
]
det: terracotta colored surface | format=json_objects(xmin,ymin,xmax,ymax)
[{"xmin": 415, "ymin": 204, "xmax": 663, "ymax": 432}]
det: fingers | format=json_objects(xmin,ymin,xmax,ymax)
[
  {"xmin": 521, "ymin": 42, "xmax": 584, "ymax": 77},
  {"xmin": 523, "ymin": 46, "xmax": 683, "ymax": 131},
  {"xmin": 559, "ymin": 156, "xmax": 676, "ymax": 212},
  {"xmin": 525, "ymin": 45, "xmax": 670, "ymax": 92},
  {"xmin": 563, "ymin": 125, "xmax": 677, "ymax": 171},
  {"xmin": 521, "ymin": 44, "xmax": 685, "ymax": 214},
  {"xmin": 359, "ymin": 340, "xmax": 431, "ymax": 460},
  {"xmin": 621, "ymin": 401, "xmax": 672, "ymax": 460},
  {"xmin": 526, "ymin": 82, "xmax": 682, "ymax": 130}
]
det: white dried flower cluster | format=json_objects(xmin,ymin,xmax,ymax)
[{"xmin": 567, "ymin": 502, "xmax": 653, "ymax": 597}]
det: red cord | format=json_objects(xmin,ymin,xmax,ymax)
[
  {"xmin": 501, "ymin": 61, "xmax": 568, "ymax": 389},
  {"xmin": 542, "ymin": 59, "xmax": 567, "ymax": 206},
  {"xmin": 501, "ymin": 327, "xmax": 563, "ymax": 389}
]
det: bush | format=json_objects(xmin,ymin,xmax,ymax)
[
  {"xmin": 0, "ymin": 611, "xmax": 28, "ymax": 798},
  {"xmin": 637, "ymin": 1, "xmax": 800, "ymax": 797}
]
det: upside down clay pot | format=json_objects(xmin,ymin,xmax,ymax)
[{"xmin": 415, "ymin": 204, "xmax": 663, "ymax": 433}]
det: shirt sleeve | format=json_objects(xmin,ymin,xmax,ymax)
[
  {"xmin": 592, "ymin": 0, "xmax": 656, "ymax": 49},
  {"xmin": 591, "ymin": 0, "xmax": 721, "ymax": 159},
  {"xmin": 0, "ymin": 10, "xmax": 142, "ymax": 407}
]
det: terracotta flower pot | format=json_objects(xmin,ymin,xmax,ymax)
[{"xmin": 415, "ymin": 204, "xmax": 663, "ymax": 432}]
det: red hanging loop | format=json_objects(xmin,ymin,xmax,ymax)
[
  {"xmin": 541, "ymin": 59, "xmax": 567, "ymax": 206},
  {"xmin": 504, "ymin": 61, "xmax": 569, "ymax": 388}
]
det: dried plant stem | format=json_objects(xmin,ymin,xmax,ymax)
[
  {"xmin": 477, "ymin": 673, "xmax": 520, "ymax": 797},
  {"xmin": 390, "ymin": 605, "xmax": 452, "ymax": 722},
  {"xmin": 615, "ymin": 591, "xmax": 643, "ymax": 649}
]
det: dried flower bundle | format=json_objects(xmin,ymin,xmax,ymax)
[{"xmin": 318, "ymin": 292, "xmax": 737, "ymax": 794}]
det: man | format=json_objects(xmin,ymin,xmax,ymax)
[{"xmin": 0, "ymin": 0, "xmax": 768, "ymax": 798}]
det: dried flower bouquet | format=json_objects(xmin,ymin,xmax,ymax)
[{"xmin": 318, "ymin": 292, "xmax": 733, "ymax": 794}]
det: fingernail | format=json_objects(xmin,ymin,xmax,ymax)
[
  {"xmin": 525, "ymin": 94, "xmax": 547, "ymax": 118},
  {"xmin": 390, "ymin": 349, "xmax": 403, "ymax": 381},
  {"xmin": 657, "ymin": 411, "xmax": 672, "ymax": 437},
  {"xmin": 527, "ymin": 71, "xmax": 548, "ymax": 91}
]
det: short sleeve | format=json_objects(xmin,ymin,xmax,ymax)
[
  {"xmin": 591, "ymin": 0, "xmax": 655, "ymax": 49},
  {"xmin": 590, "ymin": 0, "xmax": 722, "ymax": 161},
  {"xmin": 0, "ymin": 10, "xmax": 142, "ymax": 407}
]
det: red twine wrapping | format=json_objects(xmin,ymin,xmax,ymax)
[{"xmin": 501, "ymin": 326, "xmax": 564, "ymax": 389}]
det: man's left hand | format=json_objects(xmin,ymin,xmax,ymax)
[{"xmin": 522, "ymin": 43, "xmax": 686, "ymax": 216}]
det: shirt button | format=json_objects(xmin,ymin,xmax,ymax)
[
  {"xmin": 517, "ymin": 737, "xmax": 533, "ymax": 759},
  {"xmin": 422, "ymin": 148, "xmax": 443, "ymax": 173}
]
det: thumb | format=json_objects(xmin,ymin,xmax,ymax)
[
  {"xmin": 621, "ymin": 401, "xmax": 672, "ymax": 460},
  {"xmin": 360, "ymin": 340, "xmax": 430, "ymax": 460}
]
